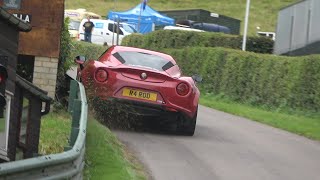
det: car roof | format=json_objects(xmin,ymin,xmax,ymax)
[{"xmin": 111, "ymin": 46, "xmax": 176, "ymax": 64}]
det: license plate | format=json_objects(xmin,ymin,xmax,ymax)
[{"xmin": 122, "ymin": 88, "xmax": 157, "ymax": 101}]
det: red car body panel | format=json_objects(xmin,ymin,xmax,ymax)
[{"xmin": 79, "ymin": 46, "xmax": 200, "ymax": 119}]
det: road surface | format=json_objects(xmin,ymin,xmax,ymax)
[{"xmin": 114, "ymin": 105, "xmax": 320, "ymax": 180}]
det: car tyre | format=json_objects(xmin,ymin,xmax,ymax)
[{"xmin": 177, "ymin": 108, "xmax": 197, "ymax": 136}]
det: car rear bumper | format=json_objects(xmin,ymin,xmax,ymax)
[
  {"xmin": 113, "ymin": 97, "xmax": 179, "ymax": 116},
  {"xmin": 88, "ymin": 85, "xmax": 198, "ymax": 118}
]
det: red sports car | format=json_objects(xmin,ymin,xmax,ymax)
[{"xmin": 76, "ymin": 46, "xmax": 201, "ymax": 135}]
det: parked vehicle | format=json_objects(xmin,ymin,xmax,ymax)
[
  {"xmin": 176, "ymin": 20, "xmax": 231, "ymax": 34},
  {"xmin": 78, "ymin": 19, "xmax": 137, "ymax": 45},
  {"xmin": 64, "ymin": 9, "xmax": 102, "ymax": 39},
  {"xmin": 75, "ymin": 46, "xmax": 201, "ymax": 135},
  {"xmin": 65, "ymin": 9, "xmax": 101, "ymax": 21},
  {"xmin": 192, "ymin": 22, "xmax": 231, "ymax": 34},
  {"xmin": 164, "ymin": 25, "xmax": 204, "ymax": 32},
  {"xmin": 257, "ymin": 31, "xmax": 276, "ymax": 41},
  {"xmin": 68, "ymin": 19, "xmax": 81, "ymax": 39}
]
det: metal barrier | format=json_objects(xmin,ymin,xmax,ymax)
[{"xmin": 0, "ymin": 80, "xmax": 88, "ymax": 180}]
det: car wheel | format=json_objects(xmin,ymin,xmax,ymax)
[{"xmin": 177, "ymin": 108, "xmax": 197, "ymax": 136}]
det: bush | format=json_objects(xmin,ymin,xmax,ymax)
[
  {"xmin": 122, "ymin": 30, "xmax": 274, "ymax": 54},
  {"xmin": 69, "ymin": 41, "xmax": 107, "ymax": 60},
  {"xmin": 56, "ymin": 18, "xmax": 72, "ymax": 105},
  {"xmin": 161, "ymin": 47, "xmax": 320, "ymax": 112},
  {"xmin": 56, "ymin": 21, "xmax": 106, "ymax": 106},
  {"xmin": 67, "ymin": 33, "xmax": 320, "ymax": 112}
]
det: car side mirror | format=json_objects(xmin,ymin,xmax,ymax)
[
  {"xmin": 74, "ymin": 55, "xmax": 86, "ymax": 65},
  {"xmin": 192, "ymin": 74, "xmax": 203, "ymax": 83}
]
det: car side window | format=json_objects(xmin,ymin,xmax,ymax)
[
  {"xmin": 108, "ymin": 23, "xmax": 114, "ymax": 32},
  {"xmin": 108, "ymin": 23, "xmax": 124, "ymax": 35},
  {"xmin": 118, "ymin": 28, "xmax": 124, "ymax": 35}
]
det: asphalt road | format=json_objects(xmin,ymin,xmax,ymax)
[{"xmin": 114, "ymin": 105, "xmax": 320, "ymax": 180}]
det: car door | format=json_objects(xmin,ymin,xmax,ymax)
[
  {"xmin": 91, "ymin": 21, "xmax": 106, "ymax": 45},
  {"xmin": 105, "ymin": 23, "xmax": 124, "ymax": 46},
  {"xmin": 105, "ymin": 23, "xmax": 115, "ymax": 46}
]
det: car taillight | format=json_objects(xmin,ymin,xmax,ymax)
[
  {"xmin": 77, "ymin": 33, "xmax": 80, "ymax": 40},
  {"xmin": 176, "ymin": 82, "xmax": 189, "ymax": 96},
  {"xmin": 95, "ymin": 69, "xmax": 108, "ymax": 82}
]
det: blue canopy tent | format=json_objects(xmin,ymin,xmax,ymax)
[{"xmin": 108, "ymin": 3, "xmax": 174, "ymax": 34}]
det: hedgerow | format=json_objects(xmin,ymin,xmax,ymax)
[
  {"xmin": 69, "ymin": 41, "xmax": 106, "ymax": 60},
  {"xmin": 161, "ymin": 47, "xmax": 320, "ymax": 112},
  {"xmin": 122, "ymin": 30, "xmax": 274, "ymax": 54},
  {"xmin": 68, "ymin": 37, "xmax": 320, "ymax": 112}
]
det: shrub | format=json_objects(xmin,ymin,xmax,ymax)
[
  {"xmin": 122, "ymin": 30, "xmax": 274, "ymax": 54},
  {"xmin": 161, "ymin": 47, "xmax": 320, "ymax": 112},
  {"xmin": 56, "ymin": 21, "xmax": 106, "ymax": 106},
  {"xmin": 56, "ymin": 18, "xmax": 72, "ymax": 105},
  {"xmin": 69, "ymin": 41, "xmax": 106, "ymax": 61},
  {"xmin": 68, "ymin": 34, "xmax": 320, "ymax": 112}
]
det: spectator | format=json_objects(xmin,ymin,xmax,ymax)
[{"xmin": 83, "ymin": 17, "xmax": 94, "ymax": 43}]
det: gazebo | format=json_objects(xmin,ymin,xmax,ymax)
[{"xmin": 108, "ymin": 3, "xmax": 174, "ymax": 34}]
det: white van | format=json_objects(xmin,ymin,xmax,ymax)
[{"xmin": 78, "ymin": 19, "xmax": 137, "ymax": 46}]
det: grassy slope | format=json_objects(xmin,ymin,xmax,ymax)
[
  {"xmin": 200, "ymin": 93, "xmax": 320, "ymax": 141},
  {"xmin": 39, "ymin": 110, "xmax": 71, "ymax": 154},
  {"xmin": 39, "ymin": 110, "xmax": 146, "ymax": 179},
  {"xmin": 65, "ymin": 0, "xmax": 298, "ymax": 35},
  {"xmin": 85, "ymin": 117, "xmax": 146, "ymax": 180}
]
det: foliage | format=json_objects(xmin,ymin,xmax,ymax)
[
  {"xmin": 56, "ymin": 21, "xmax": 106, "ymax": 106},
  {"xmin": 122, "ymin": 30, "xmax": 274, "ymax": 54},
  {"xmin": 89, "ymin": 97, "xmax": 141, "ymax": 130},
  {"xmin": 69, "ymin": 41, "xmax": 107, "ymax": 60},
  {"xmin": 56, "ymin": 18, "xmax": 73, "ymax": 105},
  {"xmin": 72, "ymin": 34, "xmax": 320, "ymax": 115},
  {"xmin": 158, "ymin": 47, "xmax": 320, "ymax": 112},
  {"xmin": 59, "ymin": 18, "xmax": 73, "ymax": 73}
]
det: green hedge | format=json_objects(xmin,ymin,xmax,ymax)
[
  {"xmin": 122, "ymin": 30, "xmax": 274, "ymax": 54},
  {"xmin": 68, "ymin": 40, "xmax": 320, "ymax": 112},
  {"xmin": 69, "ymin": 41, "xmax": 107, "ymax": 60},
  {"xmin": 161, "ymin": 47, "xmax": 320, "ymax": 112},
  {"xmin": 56, "ymin": 38, "xmax": 106, "ymax": 105}
]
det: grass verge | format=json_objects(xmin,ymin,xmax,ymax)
[
  {"xmin": 39, "ymin": 109, "xmax": 146, "ymax": 180},
  {"xmin": 39, "ymin": 110, "xmax": 72, "ymax": 154},
  {"xmin": 84, "ymin": 116, "xmax": 146, "ymax": 180},
  {"xmin": 200, "ymin": 93, "xmax": 320, "ymax": 141}
]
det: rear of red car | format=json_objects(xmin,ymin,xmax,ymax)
[{"xmin": 80, "ymin": 46, "xmax": 199, "ymax": 135}]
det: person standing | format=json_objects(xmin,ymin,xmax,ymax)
[{"xmin": 83, "ymin": 17, "xmax": 94, "ymax": 43}]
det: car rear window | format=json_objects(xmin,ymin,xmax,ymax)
[{"xmin": 113, "ymin": 51, "xmax": 174, "ymax": 71}]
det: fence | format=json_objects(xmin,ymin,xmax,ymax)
[{"xmin": 0, "ymin": 80, "xmax": 87, "ymax": 179}]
